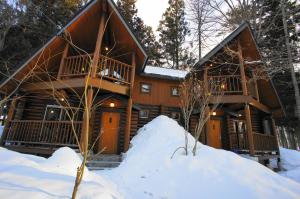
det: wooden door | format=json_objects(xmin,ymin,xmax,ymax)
[
  {"xmin": 99, "ymin": 112, "xmax": 120, "ymax": 154},
  {"xmin": 208, "ymin": 120, "xmax": 222, "ymax": 149}
]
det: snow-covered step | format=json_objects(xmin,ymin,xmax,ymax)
[{"xmin": 86, "ymin": 154, "xmax": 122, "ymax": 170}]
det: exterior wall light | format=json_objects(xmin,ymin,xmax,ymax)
[{"xmin": 109, "ymin": 102, "xmax": 115, "ymax": 108}]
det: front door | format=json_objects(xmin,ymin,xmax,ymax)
[
  {"xmin": 208, "ymin": 120, "xmax": 222, "ymax": 149},
  {"xmin": 99, "ymin": 112, "xmax": 120, "ymax": 154}
]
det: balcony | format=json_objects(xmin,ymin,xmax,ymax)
[
  {"xmin": 60, "ymin": 54, "xmax": 133, "ymax": 85},
  {"xmin": 5, "ymin": 120, "xmax": 82, "ymax": 147},
  {"xmin": 207, "ymin": 75, "xmax": 259, "ymax": 101},
  {"xmin": 229, "ymin": 132, "xmax": 278, "ymax": 153}
]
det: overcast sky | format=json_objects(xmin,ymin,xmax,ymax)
[{"xmin": 136, "ymin": 0, "xmax": 169, "ymax": 31}]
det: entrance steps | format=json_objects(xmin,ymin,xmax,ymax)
[{"xmin": 86, "ymin": 154, "xmax": 122, "ymax": 170}]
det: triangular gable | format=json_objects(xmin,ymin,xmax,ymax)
[
  {"xmin": 0, "ymin": 0, "xmax": 148, "ymax": 93},
  {"xmin": 195, "ymin": 22, "xmax": 284, "ymax": 117}
]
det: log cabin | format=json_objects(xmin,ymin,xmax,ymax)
[{"xmin": 0, "ymin": 0, "xmax": 283, "ymax": 164}]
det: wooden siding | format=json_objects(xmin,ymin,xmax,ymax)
[{"xmin": 132, "ymin": 75, "xmax": 182, "ymax": 107}]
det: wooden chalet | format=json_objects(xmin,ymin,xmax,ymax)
[
  {"xmin": 193, "ymin": 22, "xmax": 284, "ymax": 160},
  {"xmin": 0, "ymin": 0, "xmax": 283, "ymax": 164}
]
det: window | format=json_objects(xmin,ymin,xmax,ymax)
[
  {"xmin": 170, "ymin": 112, "xmax": 180, "ymax": 121},
  {"xmin": 140, "ymin": 83, "xmax": 151, "ymax": 93},
  {"xmin": 171, "ymin": 87, "xmax": 180, "ymax": 96},
  {"xmin": 43, "ymin": 105, "xmax": 82, "ymax": 121},
  {"xmin": 139, "ymin": 110, "xmax": 149, "ymax": 119}
]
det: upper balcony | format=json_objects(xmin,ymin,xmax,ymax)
[{"xmin": 59, "ymin": 53, "xmax": 133, "ymax": 86}]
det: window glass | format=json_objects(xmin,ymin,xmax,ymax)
[
  {"xmin": 171, "ymin": 87, "xmax": 180, "ymax": 96},
  {"xmin": 44, "ymin": 105, "xmax": 82, "ymax": 121},
  {"xmin": 141, "ymin": 83, "xmax": 151, "ymax": 93},
  {"xmin": 139, "ymin": 110, "xmax": 149, "ymax": 118},
  {"xmin": 170, "ymin": 112, "xmax": 180, "ymax": 121},
  {"xmin": 44, "ymin": 107, "xmax": 62, "ymax": 121}
]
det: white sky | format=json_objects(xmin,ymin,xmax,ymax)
[{"xmin": 136, "ymin": 0, "xmax": 169, "ymax": 31}]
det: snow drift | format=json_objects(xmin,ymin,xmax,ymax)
[
  {"xmin": 105, "ymin": 116, "xmax": 300, "ymax": 199},
  {"xmin": 279, "ymin": 147, "xmax": 300, "ymax": 184},
  {"xmin": 0, "ymin": 147, "xmax": 122, "ymax": 199}
]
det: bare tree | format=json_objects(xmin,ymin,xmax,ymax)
[
  {"xmin": 191, "ymin": 76, "xmax": 223, "ymax": 156},
  {"xmin": 180, "ymin": 73, "xmax": 199, "ymax": 155},
  {"xmin": 187, "ymin": 0, "xmax": 214, "ymax": 59}
]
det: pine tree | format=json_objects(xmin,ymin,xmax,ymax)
[
  {"xmin": 117, "ymin": 0, "xmax": 163, "ymax": 66},
  {"xmin": 158, "ymin": 0, "xmax": 190, "ymax": 69},
  {"xmin": 0, "ymin": 0, "xmax": 85, "ymax": 82}
]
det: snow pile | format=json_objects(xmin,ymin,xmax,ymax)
[
  {"xmin": 0, "ymin": 147, "xmax": 122, "ymax": 199},
  {"xmin": 280, "ymin": 147, "xmax": 300, "ymax": 170},
  {"xmin": 279, "ymin": 147, "xmax": 300, "ymax": 184},
  {"xmin": 104, "ymin": 116, "xmax": 300, "ymax": 199},
  {"xmin": 144, "ymin": 65, "xmax": 188, "ymax": 78}
]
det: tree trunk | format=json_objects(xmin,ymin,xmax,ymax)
[{"xmin": 281, "ymin": 0, "xmax": 300, "ymax": 122}]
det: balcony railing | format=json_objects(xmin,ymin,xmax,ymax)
[
  {"xmin": 208, "ymin": 75, "xmax": 243, "ymax": 95},
  {"xmin": 5, "ymin": 120, "xmax": 82, "ymax": 147},
  {"xmin": 229, "ymin": 132, "xmax": 278, "ymax": 152},
  {"xmin": 60, "ymin": 54, "xmax": 133, "ymax": 85},
  {"xmin": 253, "ymin": 133, "xmax": 278, "ymax": 151}
]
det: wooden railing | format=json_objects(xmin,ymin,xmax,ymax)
[
  {"xmin": 5, "ymin": 120, "xmax": 82, "ymax": 147},
  {"xmin": 229, "ymin": 132, "xmax": 278, "ymax": 152},
  {"xmin": 253, "ymin": 133, "xmax": 278, "ymax": 151},
  {"xmin": 208, "ymin": 75, "xmax": 243, "ymax": 95},
  {"xmin": 229, "ymin": 132, "xmax": 249, "ymax": 151},
  {"xmin": 97, "ymin": 55, "xmax": 133, "ymax": 85},
  {"xmin": 60, "ymin": 54, "xmax": 94, "ymax": 77},
  {"xmin": 60, "ymin": 54, "xmax": 132, "ymax": 85}
]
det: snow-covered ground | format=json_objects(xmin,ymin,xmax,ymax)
[
  {"xmin": 0, "ymin": 116, "xmax": 300, "ymax": 199},
  {"xmin": 0, "ymin": 147, "xmax": 122, "ymax": 199},
  {"xmin": 279, "ymin": 147, "xmax": 300, "ymax": 184}
]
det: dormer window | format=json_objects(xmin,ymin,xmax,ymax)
[{"xmin": 140, "ymin": 83, "xmax": 151, "ymax": 93}]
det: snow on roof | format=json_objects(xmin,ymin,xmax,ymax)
[{"xmin": 144, "ymin": 65, "xmax": 188, "ymax": 79}]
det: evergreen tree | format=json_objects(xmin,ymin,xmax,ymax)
[
  {"xmin": 0, "ymin": 0, "xmax": 85, "ymax": 82},
  {"xmin": 117, "ymin": 0, "xmax": 163, "ymax": 66},
  {"xmin": 158, "ymin": 0, "xmax": 190, "ymax": 69}
]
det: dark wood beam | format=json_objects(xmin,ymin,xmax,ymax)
[
  {"xmin": 21, "ymin": 78, "xmax": 86, "ymax": 91},
  {"xmin": 88, "ymin": 78, "xmax": 129, "ymax": 96},
  {"xmin": 0, "ymin": 96, "xmax": 17, "ymax": 145},
  {"xmin": 245, "ymin": 104, "xmax": 255, "ymax": 156}
]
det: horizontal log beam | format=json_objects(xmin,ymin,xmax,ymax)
[
  {"xmin": 20, "ymin": 76, "xmax": 130, "ymax": 96},
  {"xmin": 87, "ymin": 77, "xmax": 129, "ymax": 96}
]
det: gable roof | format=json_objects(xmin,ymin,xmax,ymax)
[
  {"xmin": 0, "ymin": 0, "xmax": 148, "ymax": 92},
  {"xmin": 195, "ymin": 21, "xmax": 254, "ymax": 68},
  {"xmin": 194, "ymin": 22, "xmax": 285, "ymax": 117}
]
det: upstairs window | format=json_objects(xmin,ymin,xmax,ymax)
[
  {"xmin": 139, "ymin": 110, "xmax": 149, "ymax": 119},
  {"xmin": 44, "ymin": 105, "xmax": 82, "ymax": 121},
  {"xmin": 171, "ymin": 87, "xmax": 180, "ymax": 96},
  {"xmin": 140, "ymin": 83, "xmax": 151, "ymax": 93}
]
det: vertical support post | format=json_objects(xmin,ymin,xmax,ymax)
[
  {"xmin": 205, "ymin": 106, "xmax": 210, "ymax": 145},
  {"xmin": 91, "ymin": 4, "xmax": 107, "ymax": 78},
  {"xmin": 252, "ymin": 71, "xmax": 260, "ymax": 101},
  {"xmin": 80, "ymin": 88, "xmax": 93, "ymax": 153},
  {"xmin": 0, "ymin": 97, "xmax": 18, "ymax": 146},
  {"xmin": 238, "ymin": 40, "xmax": 248, "ymax": 96},
  {"xmin": 204, "ymin": 66, "xmax": 208, "ymax": 94},
  {"xmin": 57, "ymin": 43, "xmax": 69, "ymax": 79},
  {"xmin": 245, "ymin": 104, "xmax": 255, "ymax": 156},
  {"xmin": 271, "ymin": 116, "xmax": 280, "ymax": 150},
  {"xmin": 124, "ymin": 53, "xmax": 136, "ymax": 152}
]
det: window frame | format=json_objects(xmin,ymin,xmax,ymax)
[
  {"xmin": 139, "ymin": 109, "xmax": 149, "ymax": 119},
  {"xmin": 140, "ymin": 82, "xmax": 152, "ymax": 94},
  {"xmin": 170, "ymin": 111, "xmax": 181, "ymax": 121},
  {"xmin": 170, "ymin": 86, "xmax": 180, "ymax": 97}
]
